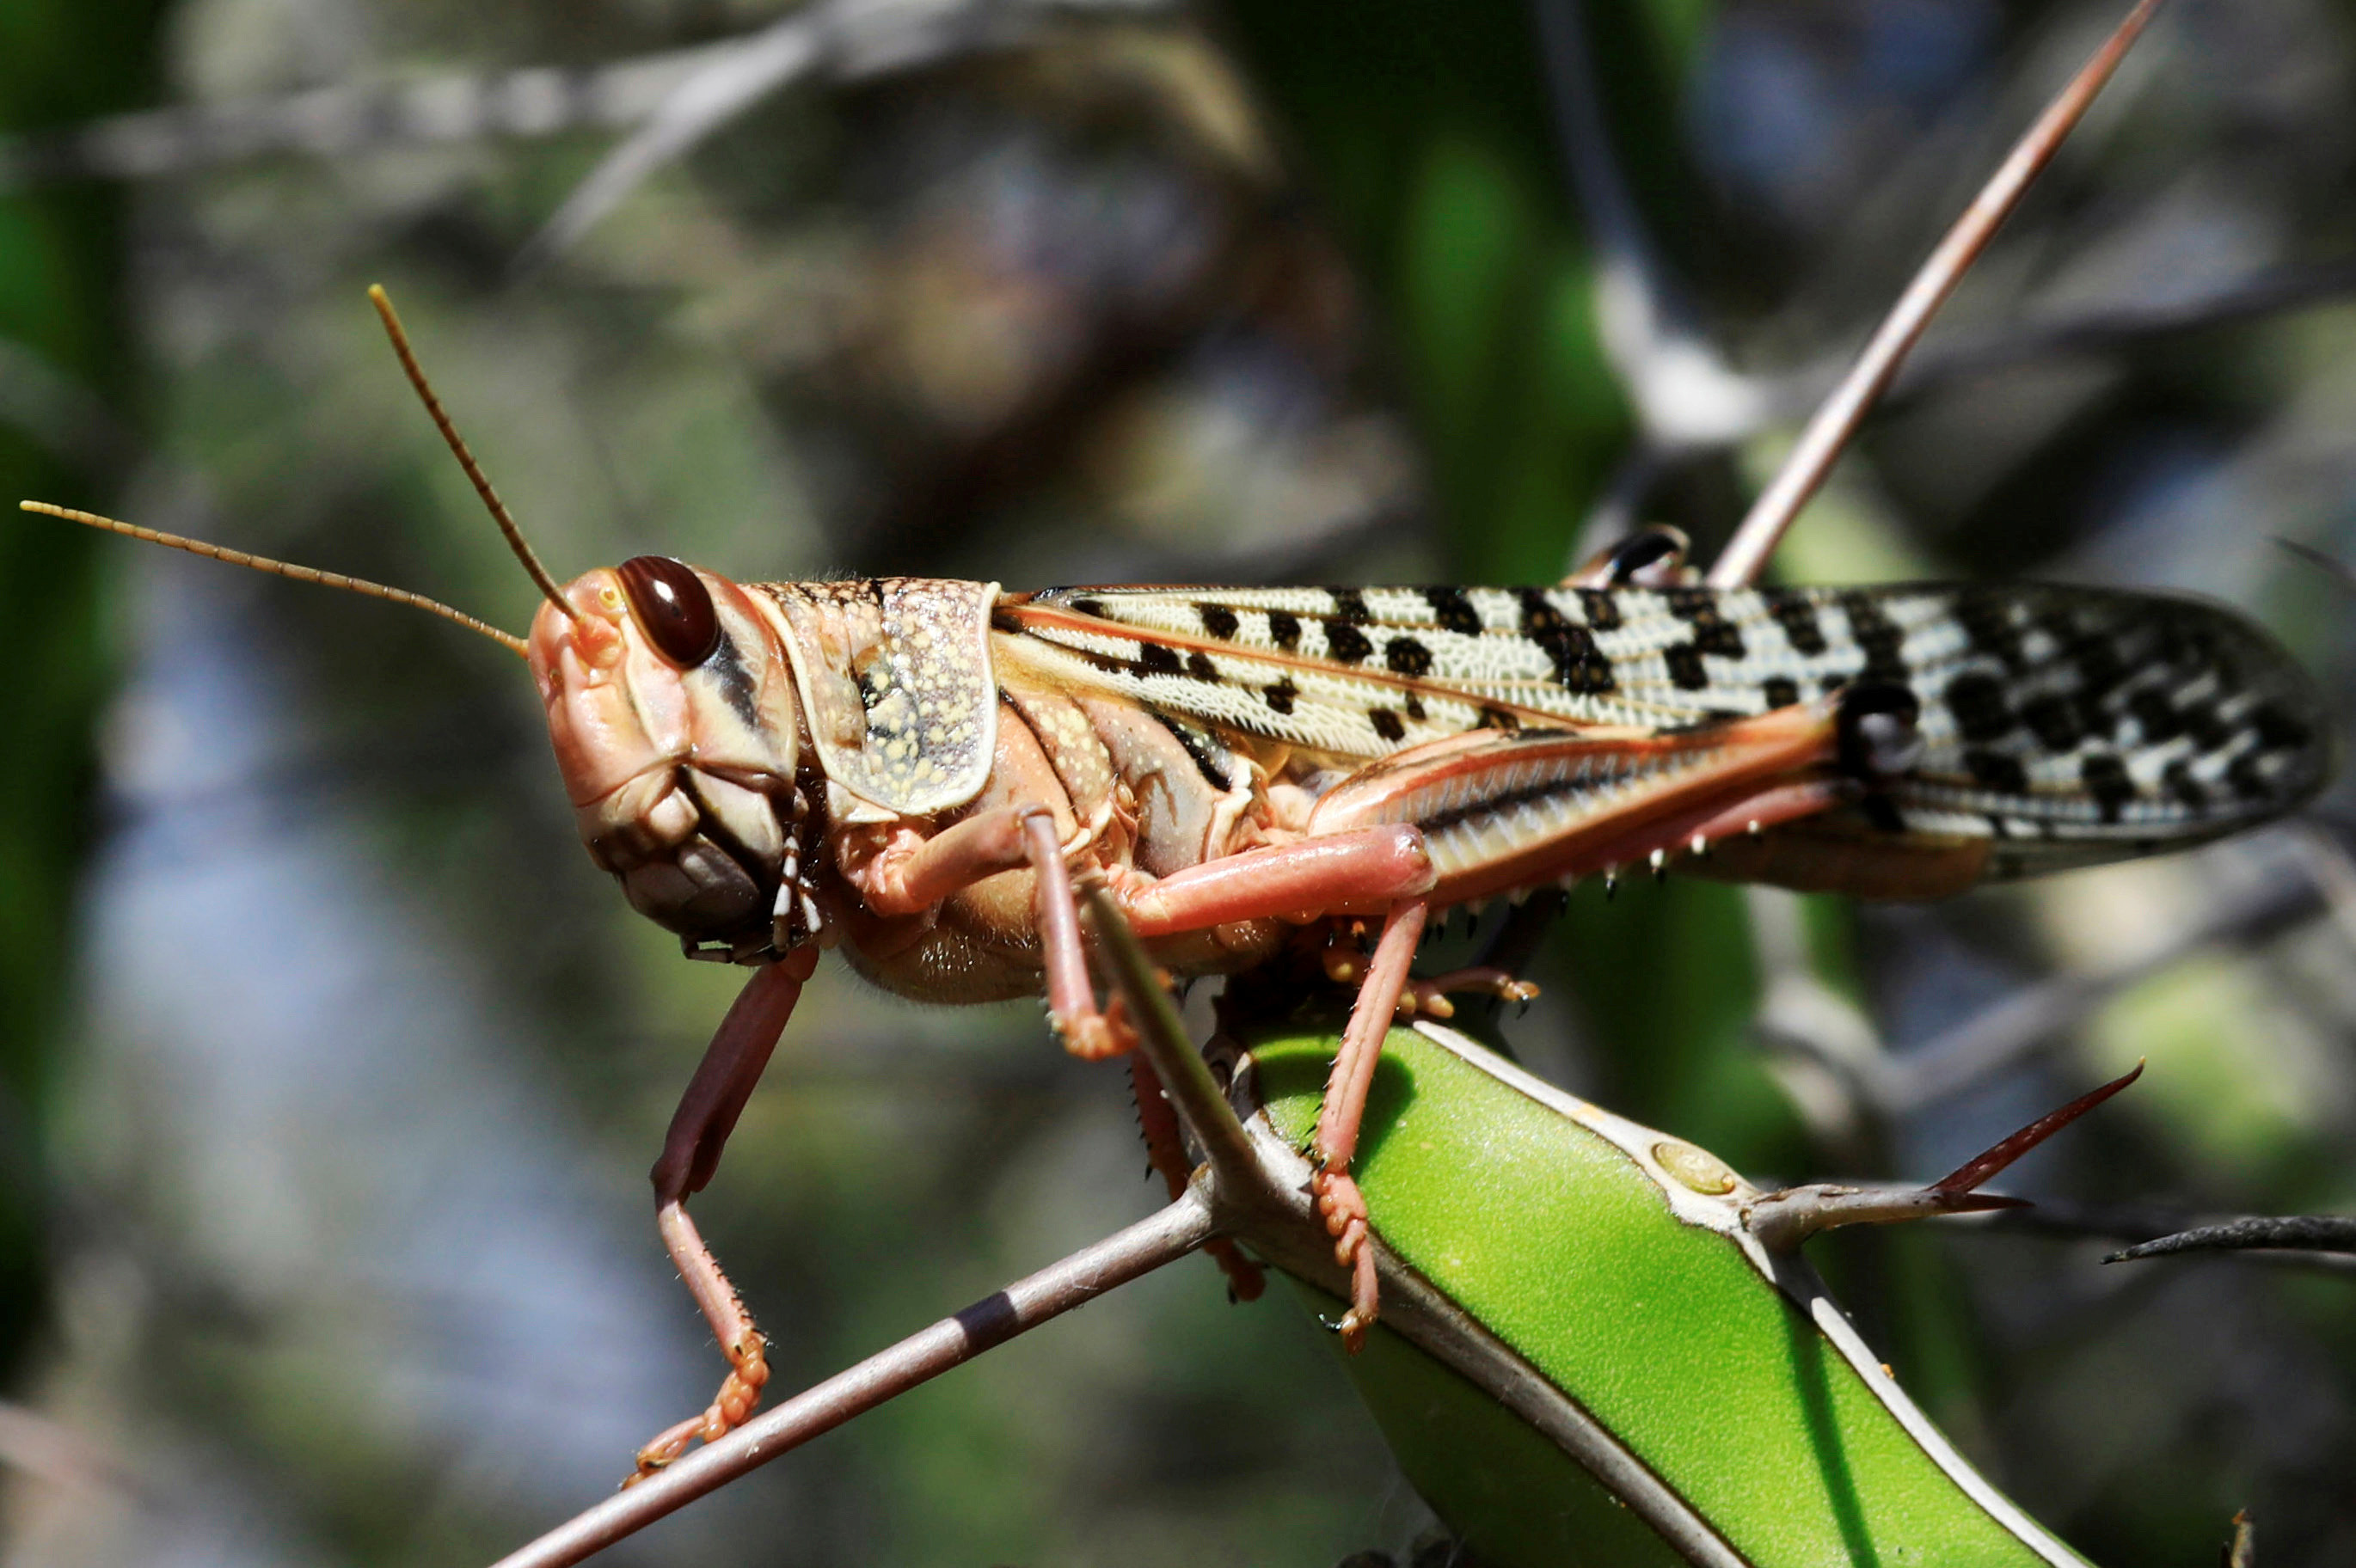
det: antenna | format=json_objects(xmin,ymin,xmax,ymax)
[
  {"xmin": 19, "ymin": 499, "xmax": 531, "ymax": 658},
  {"xmin": 366, "ymin": 284, "xmax": 580, "ymax": 623}
]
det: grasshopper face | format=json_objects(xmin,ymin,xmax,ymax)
[{"xmin": 530, "ymin": 556, "xmax": 809, "ymax": 962}]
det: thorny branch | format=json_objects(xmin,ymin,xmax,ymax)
[
  {"xmin": 2106, "ymin": 1215, "xmax": 2356, "ymax": 1266},
  {"xmin": 487, "ymin": 1192, "xmax": 1217, "ymax": 1568},
  {"xmin": 1550, "ymin": 0, "xmax": 2356, "ymax": 570},
  {"xmin": 1705, "ymin": 0, "xmax": 2164, "ymax": 588}
]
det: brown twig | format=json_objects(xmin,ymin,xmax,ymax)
[
  {"xmin": 1887, "ymin": 256, "xmax": 2356, "ymax": 407},
  {"xmin": 1706, "ymin": 0, "xmax": 2165, "ymax": 589},
  {"xmin": 486, "ymin": 1190, "xmax": 1217, "ymax": 1568},
  {"xmin": 1077, "ymin": 881, "xmax": 1263, "ymax": 1192},
  {"xmin": 2105, "ymin": 1214, "xmax": 2356, "ymax": 1265}
]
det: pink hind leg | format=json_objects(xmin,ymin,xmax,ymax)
[{"xmin": 1310, "ymin": 898, "xmax": 1427, "ymax": 1351}]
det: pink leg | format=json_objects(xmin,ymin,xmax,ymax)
[
  {"xmin": 1121, "ymin": 825, "xmax": 1435, "ymax": 936},
  {"xmin": 852, "ymin": 806, "xmax": 1037, "ymax": 917},
  {"xmin": 1401, "ymin": 967, "xmax": 1541, "ymax": 1020},
  {"xmin": 846, "ymin": 805, "xmax": 1121, "ymax": 1059},
  {"xmin": 1130, "ymin": 1052, "xmax": 1266, "ymax": 1302},
  {"xmin": 1020, "ymin": 811, "xmax": 1124, "ymax": 1060},
  {"xmin": 1317, "ymin": 929, "xmax": 1538, "ymax": 1019},
  {"xmin": 1310, "ymin": 898, "xmax": 1428, "ymax": 1351},
  {"xmin": 632, "ymin": 946, "xmax": 818, "ymax": 1479}
]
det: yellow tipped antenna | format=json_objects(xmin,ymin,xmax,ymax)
[
  {"xmin": 366, "ymin": 284, "xmax": 580, "ymax": 624},
  {"xmin": 17, "ymin": 500, "xmax": 531, "ymax": 659}
]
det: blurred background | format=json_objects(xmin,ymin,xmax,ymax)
[{"xmin": 3, "ymin": 0, "xmax": 2355, "ymax": 1563}]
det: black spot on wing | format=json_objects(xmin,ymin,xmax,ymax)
[
  {"xmin": 1763, "ymin": 677, "xmax": 1801, "ymax": 709},
  {"xmin": 1841, "ymin": 593, "xmax": 1908, "ymax": 683},
  {"xmin": 2062, "ymin": 632, "xmax": 2127, "ymax": 738},
  {"xmin": 1946, "ymin": 673, "xmax": 2015, "ymax": 745},
  {"xmin": 1516, "ymin": 589, "xmax": 1617, "ymax": 693},
  {"xmin": 1184, "ymin": 651, "xmax": 1218, "ymax": 681},
  {"xmin": 2179, "ymin": 704, "xmax": 2233, "ymax": 751},
  {"xmin": 1327, "ymin": 587, "xmax": 1372, "ymax": 626},
  {"xmin": 1385, "ymin": 637, "xmax": 1434, "ymax": 677},
  {"xmin": 1199, "ymin": 603, "xmax": 1240, "ymax": 640},
  {"xmin": 1576, "ymin": 588, "xmax": 1622, "ymax": 632},
  {"xmin": 1664, "ymin": 644, "xmax": 1709, "ymax": 691},
  {"xmin": 1138, "ymin": 643, "xmax": 1183, "ymax": 676},
  {"xmin": 2080, "ymin": 753, "xmax": 2136, "ymax": 822},
  {"xmin": 2252, "ymin": 703, "xmax": 2313, "ymax": 751},
  {"xmin": 1766, "ymin": 592, "xmax": 1828, "ymax": 657},
  {"xmin": 1423, "ymin": 586, "xmax": 1482, "ymax": 635},
  {"xmin": 2128, "ymin": 688, "xmax": 2182, "ymax": 745},
  {"xmin": 2021, "ymin": 696, "xmax": 2082, "ymax": 752},
  {"xmin": 2226, "ymin": 750, "xmax": 2273, "ymax": 801},
  {"xmin": 1070, "ymin": 597, "xmax": 1106, "ymax": 619},
  {"xmin": 1268, "ymin": 610, "xmax": 1303, "ymax": 652},
  {"xmin": 1665, "ymin": 589, "xmax": 1746, "ymax": 657},
  {"xmin": 1954, "ymin": 590, "xmax": 2026, "ymax": 671},
  {"xmin": 1324, "ymin": 620, "xmax": 1374, "ymax": 665},
  {"xmin": 2163, "ymin": 759, "xmax": 2206, "ymax": 810},
  {"xmin": 1370, "ymin": 708, "xmax": 1406, "ymax": 743},
  {"xmin": 1264, "ymin": 679, "xmax": 1298, "ymax": 715}
]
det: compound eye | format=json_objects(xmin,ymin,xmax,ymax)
[{"xmin": 617, "ymin": 555, "xmax": 722, "ymax": 667}]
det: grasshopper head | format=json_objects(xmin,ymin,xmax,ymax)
[{"xmin": 529, "ymin": 557, "xmax": 814, "ymax": 963}]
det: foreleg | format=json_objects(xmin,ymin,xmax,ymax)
[{"xmin": 632, "ymin": 946, "xmax": 817, "ymax": 1479}]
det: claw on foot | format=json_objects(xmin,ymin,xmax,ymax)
[
  {"xmin": 1318, "ymin": 923, "xmax": 1373, "ymax": 987},
  {"xmin": 1398, "ymin": 967, "xmax": 1541, "ymax": 1020},
  {"xmin": 626, "ymin": 1332, "xmax": 770, "ymax": 1485},
  {"xmin": 1055, "ymin": 994, "xmax": 1138, "ymax": 1061},
  {"xmin": 1311, "ymin": 1168, "xmax": 1380, "ymax": 1351}
]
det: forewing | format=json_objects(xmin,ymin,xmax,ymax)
[{"xmin": 999, "ymin": 582, "xmax": 2325, "ymax": 871}]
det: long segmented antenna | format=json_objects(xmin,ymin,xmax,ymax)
[
  {"xmin": 365, "ymin": 284, "xmax": 580, "ymax": 624},
  {"xmin": 1708, "ymin": 0, "xmax": 2166, "ymax": 588},
  {"xmin": 18, "ymin": 499, "xmax": 530, "ymax": 658}
]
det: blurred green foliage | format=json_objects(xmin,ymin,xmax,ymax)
[{"xmin": 0, "ymin": 0, "xmax": 161, "ymax": 1380}]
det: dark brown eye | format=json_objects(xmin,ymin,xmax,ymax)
[{"xmin": 617, "ymin": 555, "xmax": 721, "ymax": 667}]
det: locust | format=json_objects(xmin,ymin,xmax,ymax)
[
  {"xmin": 11, "ymin": 3, "xmax": 2328, "ymax": 1473},
  {"xmin": 19, "ymin": 304, "xmax": 2325, "ymax": 1474}
]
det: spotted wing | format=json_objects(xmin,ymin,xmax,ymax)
[{"xmin": 995, "ymin": 582, "xmax": 2326, "ymax": 873}]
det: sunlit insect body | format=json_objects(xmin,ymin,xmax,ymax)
[
  {"xmin": 18, "ymin": 260, "xmax": 2328, "ymax": 1475},
  {"xmin": 512, "ymin": 524, "xmax": 2322, "ymax": 1468}
]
